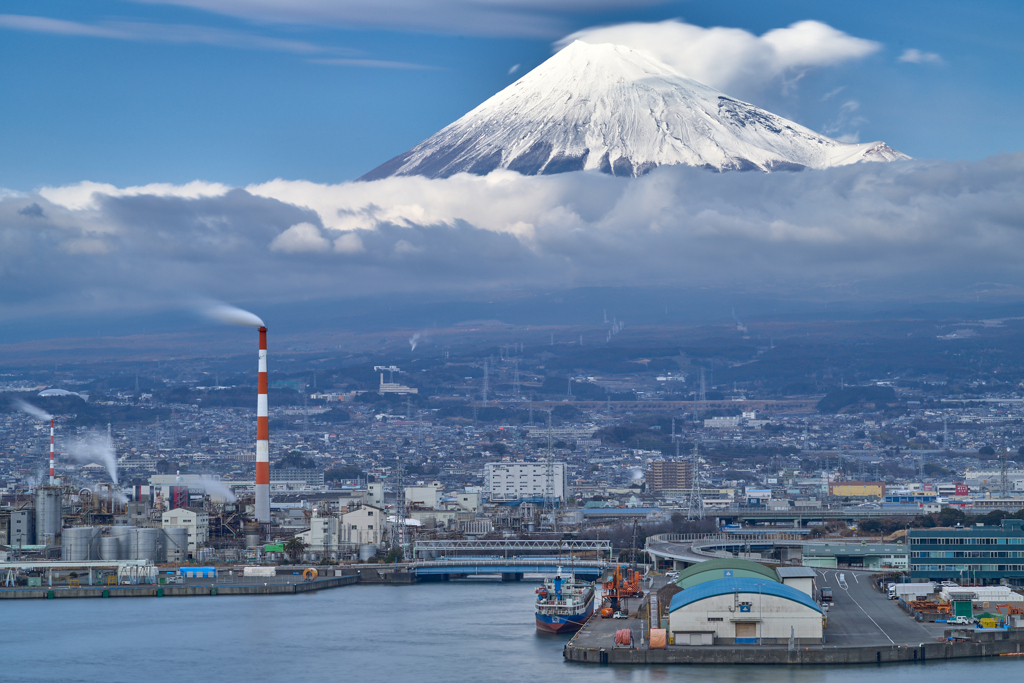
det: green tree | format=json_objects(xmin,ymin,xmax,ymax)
[{"xmin": 283, "ymin": 537, "xmax": 307, "ymax": 561}]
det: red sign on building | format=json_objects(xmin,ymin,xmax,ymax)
[{"xmin": 955, "ymin": 483, "xmax": 969, "ymax": 496}]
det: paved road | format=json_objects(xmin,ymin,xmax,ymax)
[{"xmin": 815, "ymin": 569, "xmax": 946, "ymax": 647}]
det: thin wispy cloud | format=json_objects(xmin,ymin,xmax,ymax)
[
  {"xmin": 309, "ymin": 58, "xmax": 439, "ymax": 70},
  {"xmin": 508, "ymin": 64, "xmax": 521, "ymax": 75},
  {"xmin": 899, "ymin": 48, "xmax": 944, "ymax": 65},
  {"xmin": 127, "ymin": 0, "xmax": 669, "ymax": 39},
  {"xmin": 0, "ymin": 14, "xmax": 328, "ymax": 54}
]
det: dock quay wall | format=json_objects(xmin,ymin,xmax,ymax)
[
  {"xmin": 0, "ymin": 575, "xmax": 358, "ymax": 599},
  {"xmin": 565, "ymin": 630, "xmax": 1024, "ymax": 666}
]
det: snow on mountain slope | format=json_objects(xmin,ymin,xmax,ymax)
[{"xmin": 361, "ymin": 40, "xmax": 907, "ymax": 180}]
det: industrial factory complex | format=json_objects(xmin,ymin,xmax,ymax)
[{"xmin": 5, "ymin": 314, "xmax": 1024, "ymax": 667}]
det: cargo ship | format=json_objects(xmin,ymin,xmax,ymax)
[{"xmin": 535, "ymin": 568, "xmax": 595, "ymax": 634}]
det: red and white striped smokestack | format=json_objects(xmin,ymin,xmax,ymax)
[
  {"xmin": 255, "ymin": 326, "xmax": 271, "ymax": 523},
  {"xmin": 49, "ymin": 418, "xmax": 55, "ymax": 486}
]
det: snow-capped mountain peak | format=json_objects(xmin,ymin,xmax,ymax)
[{"xmin": 361, "ymin": 40, "xmax": 907, "ymax": 180}]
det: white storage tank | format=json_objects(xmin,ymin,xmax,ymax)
[
  {"xmin": 130, "ymin": 528, "xmax": 160, "ymax": 561},
  {"xmin": 359, "ymin": 544, "xmax": 378, "ymax": 561},
  {"xmin": 34, "ymin": 487, "xmax": 62, "ymax": 545},
  {"xmin": 98, "ymin": 535, "xmax": 120, "ymax": 561},
  {"xmin": 111, "ymin": 526, "xmax": 135, "ymax": 560},
  {"xmin": 61, "ymin": 527, "xmax": 96, "ymax": 561}
]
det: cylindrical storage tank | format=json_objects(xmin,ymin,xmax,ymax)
[
  {"xmin": 244, "ymin": 523, "xmax": 261, "ymax": 549},
  {"xmin": 34, "ymin": 488, "xmax": 62, "ymax": 546},
  {"xmin": 163, "ymin": 527, "xmax": 189, "ymax": 565},
  {"xmin": 61, "ymin": 527, "xmax": 94, "ymax": 561},
  {"xmin": 132, "ymin": 528, "xmax": 159, "ymax": 562},
  {"xmin": 358, "ymin": 544, "xmax": 378, "ymax": 561},
  {"xmin": 98, "ymin": 535, "xmax": 120, "ymax": 561},
  {"xmin": 88, "ymin": 527, "xmax": 102, "ymax": 560},
  {"xmin": 111, "ymin": 526, "xmax": 135, "ymax": 560}
]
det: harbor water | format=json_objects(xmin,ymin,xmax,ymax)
[{"xmin": 5, "ymin": 581, "xmax": 1024, "ymax": 683}]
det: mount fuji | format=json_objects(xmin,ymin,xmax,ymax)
[{"xmin": 362, "ymin": 40, "xmax": 907, "ymax": 180}]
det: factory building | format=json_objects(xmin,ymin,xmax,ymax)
[
  {"xmin": 485, "ymin": 462, "xmax": 566, "ymax": 502},
  {"xmin": 646, "ymin": 461, "xmax": 693, "ymax": 493},
  {"xmin": 910, "ymin": 518, "xmax": 1024, "ymax": 585},
  {"xmin": 160, "ymin": 508, "xmax": 209, "ymax": 554},
  {"xmin": 669, "ymin": 577, "xmax": 823, "ymax": 646},
  {"xmin": 10, "ymin": 509, "xmax": 35, "ymax": 546},
  {"xmin": 405, "ymin": 483, "xmax": 444, "ymax": 509},
  {"xmin": 340, "ymin": 505, "xmax": 382, "ymax": 545},
  {"xmin": 270, "ymin": 468, "xmax": 324, "ymax": 487},
  {"xmin": 828, "ymin": 481, "xmax": 886, "ymax": 498}
]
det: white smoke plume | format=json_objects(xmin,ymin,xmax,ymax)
[
  {"xmin": 196, "ymin": 476, "xmax": 237, "ymax": 503},
  {"xmin": 67, "ymin": 430, "xmax": 118, "ymax": 485},
  {"xmin": 409, "ymin": 332, "xmax": 421, "ymax": 351},
  {"xmin": 204, "ymin": 303, "xmax": 265, "ymax": 328},
  {"xmin": 13, "ymin": 398, "xmax": 53, "ymax": 421}
]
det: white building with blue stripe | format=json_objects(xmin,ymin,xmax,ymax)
[{"xmin": 669, "ymin": 577, "xmax": 823, "ymax": 646}]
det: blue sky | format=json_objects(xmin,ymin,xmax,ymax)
[{"xmin": 1, "ymin": 0, "xmax": 1022, "ymax": 190}]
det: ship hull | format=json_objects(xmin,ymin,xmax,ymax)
[{"xmin": 535, "ymin": 601, "xmax": 593, "ymax": 634}]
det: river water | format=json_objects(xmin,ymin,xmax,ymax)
[{"xmin": 5, "ymin": 581, "xmax": 1022, "ymax": 682}]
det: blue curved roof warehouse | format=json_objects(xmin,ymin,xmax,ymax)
[{"xmin": 669, "ymin": 577, "xmax": 822, "ymax": 614}]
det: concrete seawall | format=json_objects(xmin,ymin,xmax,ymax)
[
  {"xmin": 0, "ymin": 575, "xmax": 358, "ymax": 599},
  {"xmin": 565, "ymin": 629, "xmax": 1024, "ymax": 665}
]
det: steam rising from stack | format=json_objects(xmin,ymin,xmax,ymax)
[
  {"xmin": 13, "ymin": 400, "xmax": 58, "ymax": 485},
  {"xmin": 202, "ymin": 302, "xmax": 269, "ymax": 523},
  {"xmin": 197, "ymin": 477, "xmax": 237, "ymax": 503},
  {"xmin": 204, "ymin": 303, "xmax": 265, "ymax": 328},
  {"xmin": 14, "ymin": 399, "xmax": 53, "ymax": 422},
  {"xmin": 68, "ymin": 430, "xmax": 119, "ymax": 485}
]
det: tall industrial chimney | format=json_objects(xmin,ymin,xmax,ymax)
[
  {"xmin": 49, "ymin": 418, "xmax": 55, "ymax": 485},
  {"xmin": 255, "ymin": 326, "xmax": 271, "ymax": 523}
]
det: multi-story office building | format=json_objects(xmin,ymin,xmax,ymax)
[
  {"xmin": 909, "ymin": 519, "xmax": 1024, "ymax": 585},
  {"xmin": 646, "ymin": 460, "xmax": 693, "ymax": 492},
  {"xmin": 485, "ymin": 462, "xmax": 566, "ymax": 502}
]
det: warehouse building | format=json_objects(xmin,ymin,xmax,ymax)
[
  {"xmin": 674, "ymin": 558, "xmax": 779, "ymax": 589},
  {"xmin": 669, "ymin": 577, "xmax": 823, "ymax": 646}
]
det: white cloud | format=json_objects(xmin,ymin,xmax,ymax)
[
  {"xmin": 40, "ymin": 180, "xmax": 230, "ymax": 211},
  {"xmin": 508, "ymin": 63, "xmax": 521, "ymax": 75},
  {"xmin": 334, "ymin": 232, "xmax": 365, "ymax": 254},
  {"xmin": 5, "ymin": 156, "xmax": 1024, "ymax": 320},
  {"xmin": 899, "ymin": 48, "xmax": 944, "ymax": 65},
  {"xmin": 269, "ymin": 222, "xmax": 331, "ymax": 253},
  {"xmin": 557, "ymin": 19, "xmax": 881, "ymax": 95}
]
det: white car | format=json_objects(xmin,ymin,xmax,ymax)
[{"xmin": 612, "ymin": 611, "xmax": 629, "ymax": 619}]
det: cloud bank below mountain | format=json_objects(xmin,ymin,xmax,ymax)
[{"xmin": 2, "ymin": 155, "xmax": 1024, "ymax": 322}]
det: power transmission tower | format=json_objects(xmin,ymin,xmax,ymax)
[
  {"xmin": 482, "ymin": 358, "xmax": 489, "ymax": 407},
  {"xmin": 686, "ymin": 443, "xmax": 705, "ymax": 521},
  {"xmin": 698, "ymin": 368, "xmax": 708, "ymax": 414},
  {"xmin": 512, "ymin": 359, "xmax": 520, "ymax": 399}
]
